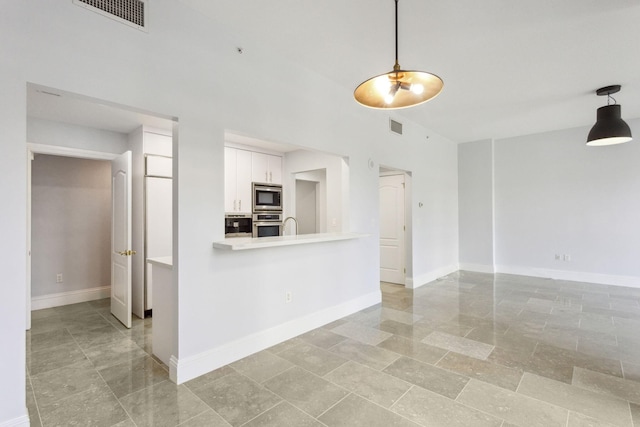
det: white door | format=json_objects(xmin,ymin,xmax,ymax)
[
  {"xmin": 111, "ymin": 151, "xmax": 133, "ymax": 328},
  {"xmin": 379, "ymin": 174, "xmax": 405, "ymax": 284}
]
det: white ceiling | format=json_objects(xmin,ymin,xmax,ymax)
[
  {"xmin": 180, "ymin": 0, "xmax": 640, "ymax": 143},
  {"xmin": 27, "ymin": 84, "xmax": 174, "ymax": 135}
]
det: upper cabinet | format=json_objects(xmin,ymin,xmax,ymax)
[
  {"xmin": 224, "ymin": 147, "xmax": 252, "ymax": 214},
  {"xmin": 251, "ymin": 152, "xmax": 282, "ymax": 184}
]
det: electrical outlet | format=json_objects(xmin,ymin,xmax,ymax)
[
  {"xmin": 285, "ymin": 291, "xmax": 292, "ymax": 303},
  {"xmin": 563, "ymin": 254, "xmax": 571, "ymax": 262},
  {"xmin": 555, "ymin": 254, "xmax": 561, "ymax": 261},
  {"xmin": 56, "ymin": 273, "xmax": 63, "ymax": 283}
]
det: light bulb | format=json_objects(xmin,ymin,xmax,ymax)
[
  {"xmin": 384, "ymin": 93, "xmax": 395, "ymax": 104},
  {"xmin": 375, "ymin": 77, "xmax": 392, "ymax": 95},
  {"xmin": 410, "ymin": 83, "xmax": 424, "ymax": 95}
]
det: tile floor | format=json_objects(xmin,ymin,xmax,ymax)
[{"xmin": 26, "ymin": 271, "xmax": 640, "ymax": 426}]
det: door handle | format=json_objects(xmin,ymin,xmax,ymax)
[{"xmin": 117, "ymin": 250, "xmax": 137, "ymax": 256}]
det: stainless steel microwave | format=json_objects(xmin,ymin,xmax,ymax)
[{"xmin": 252, "ymin": 182, "xmax": 283, "ymax": 212}]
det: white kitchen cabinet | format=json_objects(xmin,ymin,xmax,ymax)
[
  {"xmin": 251, "ymin": 152, "xmax": 282, "ymax": 184},
  {"xmin": 225, "ymin": 147, "xmax": 252, "ymax": 213}
]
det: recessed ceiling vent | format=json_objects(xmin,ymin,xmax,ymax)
[
  {"xmin": 73, "ymin": 0, "xmax": 146, "ymax": 31},
  {"xmin": 389, "ymin": 118, "xmax": 403, "ymax": 135}
]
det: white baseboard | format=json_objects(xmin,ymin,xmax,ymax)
[
  {"xmin": 171, "ymin": 290, "xmax": 381, "ymax": 384},
  {"xmin": 31, "ymin": 286, "xmax": 111, "ymax": 310},
  {"xmin": 0, "ymin": 413, "xmax": 29, "ymax": 427},
  {"xmin": 495, "ymin": 265, "xmax": 640, "ymax": 289},
  {"xmin": 458, "ymin": 263, "xmax": 495, "ymax": 274},
  {"xmin": 406, "ymin": 264, "xmax": 459, "ymax": 289}
]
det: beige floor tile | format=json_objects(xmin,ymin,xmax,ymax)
[
  {"xmin": 98, "ymin": 355, "xmax": 168, "ymax": 398},
  {"xmin": 328, "ymin": 338, "xmax": 400, "ymax": 371},
  {"xmin": 422, "ymin": 330, "xmax": 495, "ymax": 360},
  {"xmin": 383, "ymin": 356, "xmax": 469, "ymax": 399},
  {"xmin": 31, "ymin": 359, "xmax": 104, "ymax": 407},
  {"xmin": 26, "ymin": 276, "xmax": 640, "ymax": 427},
  {"xmin": 392, "ymin": 385, "xmax": 503, "ymax": 427},
  {"xmin": 27, "ymin": 328, "xmax": 75, "ymax": 353},
  {"xmin": 120, "ymin": 380, "xmax": 211, "ymax": 427},
  {"xmin": 28, "ymin": 342, "xmax": 87, "ymax": 376},
  {"xmin": 630, "ymin": 403, "xmax": 640, "ymax": 427},
  {"xmin": 183, "ymin": 366, "xmax": 234, "ymax": 391},
  {"xmin": 229, "ymin": 350, "xmax": 293, "ymax": 383},
  {"xmin": 573, "ymin": 367, "xmax": 640, "ymax": 405},
  {"xmin": 243, "ymin": 402, "xmax": 324, "ymax": 427},
  {"xmin": 436, "ymin": 351, "xmax": 523, "ymax": 391},
  {"xmin": 263, "ymin": 366, "xmax": 347, "ymax": 417},
  {"xmin": 176, "ymin": 409, "xmax": 230, "ymax": 427},
  {"xmin": 318, "ymin": 393, "xmax": 420, "ymax": 427},
  {"xmin": 39, "ymin": 383, "xmax": 129, "ymax": 427},
  {"xmin": 84, "ymin": 337, "xmax": 148, "ymax": 370},
  {"xmin": 457, "ymin": 379, "xmax": 569, "ymax": 427},
  {"xmin": 331, "ymin": 321, "xmax": 393, "ymax": 346},
  {"xmin": 518, "ymin": 372, "xmax": 632, "ymax": 427},
  {"xmin": 191, "ymin": 372, "xmax": 280, "ymax": 426},
  {"xmin": 567, "ymin": 411, "xmax": 625, "ymax": 427},
  {"xmin": 276, "ymin": 342, "xmax": 347, "ymax": 376},
  {"xmin": 626, "ymin": 362, "xmax": 640, "ymax": 382},
  {"xmin": 298, "ymin": 328, "xmax": 347, "ymax": 349},
  {"xmin": 377, "ymin": 335, "xmax": 448, "ymax": 364},
  {"xmin": 377, "ymin": 319, "xmax": 434, "ymax": 340},
  {"xmin": 324, "ymin": 361, "xmax": 411, "ymax": 408}
]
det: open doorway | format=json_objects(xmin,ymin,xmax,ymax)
[
  {"xmin": 379, "ymin": 168, "xmax": 413, "ymax": 287},
  {"xmin": 26, "ymin": 83, "xmax": 175, "ymax": 331}
]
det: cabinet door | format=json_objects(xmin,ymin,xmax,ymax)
[
  {"xmin": 224, "ymin": 147, "xmax": 237, "ymax": 213},
  {"xmin": 251, "ymin": 152, "xmax": 269, "ymax": 183},
  {"xmin": 235, "ymin": 149, "xmax": 252, "ymax": 213},
  {"xmin": 268, "ymin": 155, "xmax": 282, "ymax": 184}
]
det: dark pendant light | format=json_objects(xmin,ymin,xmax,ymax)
[
  {"xmin": 354, "ymin": 0, "xmax": 443, "ymax": 109},
  {"xmin": 586, "ymin": 85, "xmax": 633, "ymax": 146}
]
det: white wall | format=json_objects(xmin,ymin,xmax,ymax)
[
  {"xmin": 458, "ymin": 139, "xmax": 495, "ymax": 272},
  {"xmin": 0, "ymin": 1, "xmax": 459, "ymax": 419},
  {"xmin": 494, "ymin": 121, "xmax": 640, "ymax": 286},
  {"xmin": 28, "ymin": 117, "xmax": 129, "ymax": 154},
  {"xmin": 284, "ymin": 150, "xmax": 344, "ymax": 232},
  {"xmin": 31, "ymin": 155, "xmax": 111, "ymax": 298}
]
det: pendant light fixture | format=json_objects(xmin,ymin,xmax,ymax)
[
  {"xmin": 586, "ymin": 85, "xmax": 633, "ymax": 146},
  {"xmin": 354, "ymin": 0, "xmax": 443, "ymax": 109}
]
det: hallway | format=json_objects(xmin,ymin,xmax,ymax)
[{"xmin": 26, "ymin": 272, "xmax": 640, "ymax": 426}]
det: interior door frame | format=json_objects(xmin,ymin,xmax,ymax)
[
  {"xmin": 379, "ymin": 168, "xmax": 413, "ymax": 287},
  {"xmin": 26, "ymin": 143, "xmax": 117, "ymax": 330}
]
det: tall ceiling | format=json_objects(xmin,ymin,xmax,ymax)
[{"xmin": 180, "ymin": 0, "xmax": 640, "ymax": 143}]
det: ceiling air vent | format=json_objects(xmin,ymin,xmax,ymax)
[
  {"xmin": 389, "ymin": 118, "xmax": 403, "ymax": 135},
  {"xmin": 73, "ymin": 0, "xmax": 146, "ymax": 31}
]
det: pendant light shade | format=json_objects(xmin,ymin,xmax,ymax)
[
  {"xmin": 354, "ymin": 0, "xmax": 443, "ymax": 109},
  {"xmin": 586, "ymin": 85, "xmax": 633, "ymax": 146}
]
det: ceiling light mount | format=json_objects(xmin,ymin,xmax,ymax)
[
  {"xmin": 586, "ymin": 84, "xmax": 632, "ymax": 146},
  {"xmin": 354, "ymin": 0, "xmax": 443, "ymax": 109}
]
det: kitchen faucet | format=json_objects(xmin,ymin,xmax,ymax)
[{"xmin": 283, "ymin": 216, "xmax": 298, "ymax": 235}]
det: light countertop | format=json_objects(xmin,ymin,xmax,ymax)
[
  {"xmin": 213, "ymin": 232, "xmax": 367, "ymax": 251},
  {"xmin": 147, "ymin": 256, "xmax": 173, "ymax": 268}
]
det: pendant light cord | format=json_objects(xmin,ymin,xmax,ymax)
[{"xmin": 394, "ymin": 0, "xmax": 400, "ymax": 71}]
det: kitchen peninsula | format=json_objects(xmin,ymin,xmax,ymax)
[{"xmin": 213, "ymin": 232, "xmax": 366, "ymax": 251}]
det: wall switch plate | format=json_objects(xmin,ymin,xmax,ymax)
[
  {"xmin": 285, "ymin": 291, "xmax": 292, "ymax": 303},
  {"xmin": 56, "ymin": 273, "xmax": 63, "ymax": 283}
]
